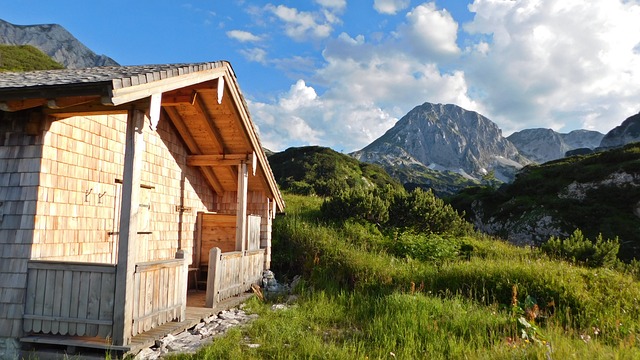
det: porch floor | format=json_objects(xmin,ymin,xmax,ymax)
[
  {"xmin": 20, "ymin": 291, "xmax": 255, "ymax": 358},
  {"xmin": 127, "ymin": 290, "xmax": 254, "ymax": 355}
]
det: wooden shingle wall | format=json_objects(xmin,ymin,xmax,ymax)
[
  {"xmin": 139, "ymin": 114, "xmax": 215, "ymax": 263},
  {"xmin": 0, "ymin": 111, "xmax": 42, "ymax": 340},
  {"xmin": 33, "ymin": 114, "xmax": 127, "ymax": 263}
]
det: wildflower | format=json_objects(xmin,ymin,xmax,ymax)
[{"xmin": 390, "ymin": 351, "xmax": 396, "ymax": 358}]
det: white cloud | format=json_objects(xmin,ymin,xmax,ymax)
[
  {"xmin": 226, "ymin": 30, "xmax": 262, "ymax": 42},
  {"xmin": 464, "ymin": 0, "xmax": 640, "ymax": 135},
  {"xmin": 239, "ymin": 48, "xmax": 268, "ymax": 64},
  {"xmin": 227, "ymin": 30, "xmax": 262, "ymax": 42},
  {"xmin": 315, "ymin": 0, "xmax": 346, "ymax": 11},
  {"xmin": 374, "ymin": 0, "xmax": 410, "ymax": 15},
  {"xmin": 397, "ymin": 2, "xmax": 460, "ymax": 59},
  {"xmin": 265, "ymin": 4, "xmax": 335, "ymax": 41}
]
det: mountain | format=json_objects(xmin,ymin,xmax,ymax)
[
  {"xmin": 450, "ymin": 143, "xmax": 640, "ymax": 260},
  {"xmin": 268, "ymin": 146, "xmax": 403, "ymax": 197},
  {"xmin": 507, "ymin": 128, "xmax": 604, "ymax": 163},
  {"xmin": 351, "ymin": 102, "xmax": 530, "ymax": 191},
  {"xmin": 599, "ymin": 112, "xmax": 640, "ymax": 149},
  {"xmin": 0, "ymin": 19, "xmax": 118, "ymax": 69}
]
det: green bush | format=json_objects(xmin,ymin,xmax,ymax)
[
  {"xmin": 388, "ymin": 232, "xmax": 461, "ymax": 264},
  {"xmin": 540, "ymin": 229, "xmax": 620, "ymax": 268}
]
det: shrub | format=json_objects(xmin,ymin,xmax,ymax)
[
  {"xmin": 540, "ymin": 229, "xmax": 620, "ymax": 268},
  {"xmin": 388, "ymin": 232, "xmax": 461, "ymax": 264}
]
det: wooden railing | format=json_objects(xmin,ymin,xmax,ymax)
[
  {"xmin": 206, "ymin": 248, "xmax": 265, "ymax": 307},
  {"xmin": 132, "ymin": 258, "xmax": 185, "ymax": 336},
  {"xmin": 23, "ymin": 261, "xmax": 116, "ymax": 339}
]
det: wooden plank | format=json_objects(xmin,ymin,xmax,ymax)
[
  {"xmin": 86, "ymin": 272, "xmax": 102, "ymax": 337},
  {"xmin": 76, "ymin": 271, "xmax": 90, "ymax": 336},
  {"xmin": 59, "ymin": 270, "xmax": 73, "ymax": 336},
  {"xmin": 23, "ymin": 268, "xmax": 38, "ymax": 333},
  {"xmin": 205, "ymin": 248, "xmax": 221, "ymax": 307},
  {"xmin": 98, "ymin": 271, "xmax": 116, "ymax": 338},
  {"xmin": 50, "ymin": 270, "xmax": 64, "ymax": 335},
  {"xmin": 28, "ymin": 260, "xmax": 116, "ymax": 273},
  {"xmin": 132, "ymin": 272, "xmax": 140, "ymax": 337},
  {"xmin": 186, "ymin": 154, "xmax": 253, "ymax": 167},
  {"xmin": 236, "ymin": 163, "xmax": 248, "ymax": 252},
  {"xmin": 135, "ymin": 258, "xmax": 183, "ymax": 272},
  {"xmin": 113, "ymin": 109, "xmax": 145, "ymax": 346},
  {"xmin": 68, "ymin": 271, "xmax": 81, "ymax": 336},
  {"xmin": 22, "ymin": 315, "xmax": 112, "ymax": 326},
  {"xmin": 194, "ymin": 212, "xmax": 203, "ymax": 270},
  {"xmin": 41, "ymin": 269, "xmax": 55, "ymax": 334}
]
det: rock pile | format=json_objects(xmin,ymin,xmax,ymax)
[{"xmin": 134, "ymin": 307, "xmax": 259, "ymax": 359}]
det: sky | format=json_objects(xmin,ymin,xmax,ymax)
[{"xmin": 2, "ymin": 0, "xmax": 640, "ymax": 152}]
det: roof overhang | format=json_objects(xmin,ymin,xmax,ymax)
[{"xmin": 0, "ymin": 62, "xmax": 284, "ymax": 212}]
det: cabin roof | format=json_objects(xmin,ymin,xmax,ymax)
[{"xmin": 0, "ymin": 61, "xmax": 284, "ymax": 211}]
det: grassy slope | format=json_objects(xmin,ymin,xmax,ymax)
[
  {"xmin": 451, "ymin": 143, "xmax": 640, "ymax": 260},
  {"xmin": 0, "ymin": 44, "xmax": 64, "ymax": 71},
  {"xmin": 168, "ymin": 194, "xmax": 640, "ymax": 359}
]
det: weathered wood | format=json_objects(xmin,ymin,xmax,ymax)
[
  {"xmin": 22, "ymin": 261, "xmax": 116, "ymax": 338},
  {"xmin": 131, "ymin": 258, "xmax": 184, "ymax": 334},
  {"xmin": 186, "ymin": 154, "xmax": 254, "ymax": 167},
  {"xmin": 236, "ymin": 163, "xmax": 248, "ymax": 252},
  {"xmin": 205, "ymin": 248, "xmax": 222, "ymax": 307},
  {"xmin": 113, "ymin": 108, "xmax": 145, "ymax": 346},
  {"xmin": 246, "ymin": 215, "xmax": 261, "ymax": 251}
]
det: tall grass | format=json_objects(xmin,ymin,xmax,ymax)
[{"xmin": 168, "ymin": 193, "xmax": 640, "ymax": 359}]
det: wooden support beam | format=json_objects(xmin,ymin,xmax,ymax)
[
  {"xmin": 162, "ymin": 106, "xmax": 201, "ymax": 154},
  {"xmin": 186, "ymin": 153, "xmax": 254, "ymax": 167},
  {"xmin": 194, "ymin": 93, "xmax": 226, "ymax": 153},
  {"xmin": 112, "ymin": 109, "xmax": 145, "ymax": 346},
  {"xmin": 161, "ymin": 91, "xmax": 197, "ymax": 106},
  {"xmin": 236, "ymin": 162, "xmax": 248, "ymax": 252},
  {"xmin": 200, "ymin": 167, "xmax": 224, "ymax": 195},
  {"xmin": 0, "ymin": 99, "xmax": 46, "ymax": 112},
  {"xmin": 46, "ymin": 96, "xmax": 101, "ymax": 109}
]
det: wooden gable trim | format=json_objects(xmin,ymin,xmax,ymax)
[{"xmin": 109, "ymin": 69, "xmax": 226, "ymax": 106}]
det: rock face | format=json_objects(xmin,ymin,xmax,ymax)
[
  {"xmin": 352, "ymin": 102, "xmax": 530, "ymax": 183},
  {"xmin": 600, "ymin": 112, "xmax": 640, "ymax": 149},
  {"xmin": 507, "ymin": 128, "xmax": 604, "ymax": 163},
  {"xmin": 0, "ymin": 19, "xmax": 118, "ymax": 68}
]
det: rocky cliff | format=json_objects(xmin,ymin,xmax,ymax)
[
  {"xmin": 0, "ymin": 19, "xmax": 118, "ymax": 69},
  {"xmin": 507, "ymin": 128, "xmax": 604, "ymax": 163},
  {"xmin": 600, "ymin": 112, "xmax": 640, "ymax": 149},
  {"xmin": 351, "ymin": 102, "xmax": 530, "ymax": 184}
]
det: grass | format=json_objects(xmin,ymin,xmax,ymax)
[{"xmin": 166, "ymin": 193, "xmax": 640, "ymax": 359}]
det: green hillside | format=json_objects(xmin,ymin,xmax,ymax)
[
  {"xmin": 451, "ymin": 143, "xmax": 640, "ymax": 260},
  {"xmin": 169, "ymin": 193, "xmax": 640, "ymax": 359},
  {"xmin": 0, "ymin": 44, "xmax": 64, "ymax": 71},
  {"xmin": 268, "ymin": 146, "xmax": 403, "ymax": 196}
]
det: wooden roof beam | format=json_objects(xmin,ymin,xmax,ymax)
[
  {"xmin": 193, "ymin": 92, "xmax": 226, "ymax": 153},
  {"xmin": 200, "ymin": 167, "xmax": 224, "ymax": 194},
  {"xmin": 0, "ymin": 99, "xmax": 46, "ymax": 112},
  {"xmin": 162, "ymin": 106, "xmax": 201, "ymax": 154},
  {"xmin": 186, "ymin": 153, "xmax": 254, "ymax": 167}
]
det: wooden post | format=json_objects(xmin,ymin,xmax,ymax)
[
  {"xmin": 175, "ymin": 250, "xmax": 187, "ymax": 321},
  {"xmin": 205, "ymin": 247, "xmax": 222, "ymax": 308},
  {"xmin": 112, "ymin": 109, "xmax": 145, "ymax": 346},
  {"xmin": 235, "ymin": 162, "xmax": 248, "ymax": 252}
]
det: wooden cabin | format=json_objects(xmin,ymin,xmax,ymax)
[{"xmin": 0, "ymin": 61, "xmax": 284, "ymax": 357}]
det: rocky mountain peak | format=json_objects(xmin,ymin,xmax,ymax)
[
  {"xmin": 600, "ymin": 112, "xmax": 640, "ymax": 149},
  {"xmin": 352, "ymin": 102, "xmax": 529, "ymax": 183},
  {"xmin": 507, "ymin": 128, "xmax": 603, "ymax": 163},
  {"xmin": 0, "ymin": 19, "xmax": 118, "ymax": 69}
]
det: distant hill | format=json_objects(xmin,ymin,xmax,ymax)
[
  {"xmin": 0, "ymin": 44, "xmax": 64, "ymax": 71},
  {"xmin": 507, "ymin": 128, "xmax": 604, "ymax": 163},
  {"xmin": 351, "ymin": 102, "xmax": 531, "ymax": 195},
  {"xmin": 0, "ymin": 19, "xmax": 118, "ymax": 68},
  {"xmin": 600, "ymin": 112, "xmax": 640, "ymax": 149},
  {"xmin": 268, "ymin": 146, "xmax": 402, "ymax": 197},
  {"xmin": 450, "ymin": 143, "xmax": 640, "ymax": 260}
]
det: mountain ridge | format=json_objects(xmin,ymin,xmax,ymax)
[{"xmin": 0, "ymin": 19, "xmax": 119, "ymax": 69}]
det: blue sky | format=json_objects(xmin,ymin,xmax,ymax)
[{"xmin": 2, "ymin": 0, "xmax": 640, "ymax": 152}]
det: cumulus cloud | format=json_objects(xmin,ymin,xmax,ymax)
[
  {"xmin": 226, "ymin": 30, "xmax": 262, "ymax": 42},
  {"xmin": 265, "ymin": 4, "xmax": 336, "ymax": 41},
  {"xmin": 374, "ymin": 0, "xmax": 410, "ymax": 15},
  {"xmin": 397, "ymin": 3, "xmax": 460, "ymax": 60},
  {"xmin": 239, "ymin": 47, "xmax": 268, "ymax": 64},
  {"xmin": 464, "ymin": 0, "xmax": 640, "ymax": 134},
  {"xmin": 315, "ymin": 0, "xmax": 346, "ymax": 11}
]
